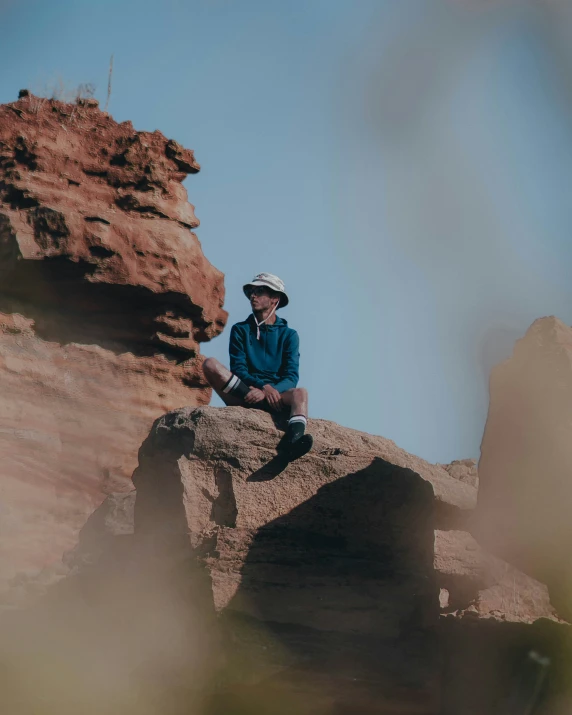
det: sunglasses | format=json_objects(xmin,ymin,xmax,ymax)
[{"xmin": 247, "ymin": 286, "xmax": 270, "ymax": 297}]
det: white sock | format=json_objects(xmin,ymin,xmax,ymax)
[
  {"xmin": 287, "ymin": 415, "xmax": 307, "ymax": 441},
  {"xmin": 288, "ymin": 415, "xmax": 307, "ymax": 427}
]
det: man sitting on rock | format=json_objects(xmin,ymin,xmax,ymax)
[{"xmin": 203, "ymin": 272, "xmax": 312, "ymax": 459}]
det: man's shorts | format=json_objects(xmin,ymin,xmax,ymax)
[{"xmin": 243, "ymin": 397, "xmax": 290, "ymax": 417}]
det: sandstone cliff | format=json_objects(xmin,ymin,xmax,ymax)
[
  {"xmin": 477, "ymin": 316, "xmax": 572, "ymax": 620},
  {"xmin": 0, "ymin": 93, "xmax": 227, "ymax": 595}
]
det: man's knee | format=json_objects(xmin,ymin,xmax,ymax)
[
  {"xmin": 202, "ymin": 357, "xmax": 221, "ymax": 379},
  {"xmin": 286, "ymin": 387, "xmax": 307, "ymax": 400}
]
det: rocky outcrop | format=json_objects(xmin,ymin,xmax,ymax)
[
  {"xmin": 66, "ymin": 413, "xmax": 552, "ymax": 629},
  {"xmin": 52, "ymin": 407, "xmax": 563, "ymax": 711},
  {"xmin": 130, "ymin": 407, "xmax": 555, "ymax": 628},
  {"xmin": 0, "ymin": 93, "xmax": 226, "ymax": 596},
  {"xmin": 1, "ymin": 406, "xmax": 570, "ymax": 713},
  {"xmin": 438, "ymin": 458, "xmax": 478, "ymax": 488},
  {"xmin": 476, "ymin": 316, "xmax": 572, "ymax": 619},
  {"xmin": 133, "ymin": 407, "xmax": 444, "ymax": 713},
  {"xmin": 435, "ymin": 529, "xmax": 555, "ymax": 622}
]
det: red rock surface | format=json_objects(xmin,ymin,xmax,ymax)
[
  {"xmin": 438, "ymin": 458, "xmax": 478, "ymax": 488},
  {"xmin": 0, "ymin": 93, "xmax": 227, "ymax": 595},
  {"xmin": 435, "ymin": 529, "xmax": 556, "ymax": 622},
  {"xmin": 476, "ymin": 316, "xmax": 572, "ymax": 619},
  {"xmin": 2, "ymin": 406, "xmax": 570, "ymax": 714},
  {"xmin": 38, "ymin": 407, "xmax": 454, "ymax": 712},
  {"xmin": 128, "ymin": 407, "xmax": 559, "ymax": 712},
  {"xmin": 65, "ymin": 409, "xmax": 555, "ymax": 628}
]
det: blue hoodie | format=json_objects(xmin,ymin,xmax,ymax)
[{"xmin": 229, "ymin": 314, "xmax": 299, "ymax": 393}]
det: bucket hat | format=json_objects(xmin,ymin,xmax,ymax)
[{"xmin": 243, "ymin": 272, "xmax": 289, "ymax": 308}]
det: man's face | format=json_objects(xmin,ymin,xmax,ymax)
[{"xmin": 247, "ymin": 286, "xmax": 279, "ymax": 312}]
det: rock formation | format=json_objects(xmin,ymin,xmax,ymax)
[
  {"xmin": 0, "ymin": 92, "xmax": 227, "ymax": 596},
  {"xmin": 9, "ymin": 406, "xmax": 564, "ymax": 714},
  {"xmin": 477, "ymin": 316, "xmax": 572, "ymax": 619},
  {"xmin": 438, "ymin": 458, "xmax": 478, "ymax": 488}
]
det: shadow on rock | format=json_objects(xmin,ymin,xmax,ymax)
[
  {"xmin": 215, "ymin": 457, "xmax": 440, "ymax": 714},
  {"xmin": 247, "ymin": 453, "xmax": 290, "ymax": 481}
]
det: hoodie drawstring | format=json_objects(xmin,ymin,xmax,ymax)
[{"xmin": 253, "ymin": 303, "xmax": 278, "ymax": 340}]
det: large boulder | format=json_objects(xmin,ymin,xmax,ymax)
[
  {"xmin": 0, "ymin": 93, "xmax": 227, "ymax": 595},
  {"xmin": 128, "ymin": 406, "xmax": 560, "ymax": 712},
  {"xmin": 476, "ymin": 316, "xmax": 572, "ymax": 619},
  {"xmin": 131, "ymin": 406, "xmax": 446, "ymax": 713},
  {"xmin": 1, "ymin": 406, "xmax": 569, "ymax": 714}
]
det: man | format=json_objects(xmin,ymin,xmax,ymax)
[{"xmin": 202, "ymin": 272, "xmax": 312, "ymax": 459}]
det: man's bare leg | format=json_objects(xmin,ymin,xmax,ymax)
[
  {"xmin": 202, "ymin": 357, "xmax": 244, "ymax": 406},
  {"xmin": 280, "ymin": 387, "xmax": 309, "ymax": 419},
  {"xmin": 202, "ymin": 363, "xmax": 312, "ymax": 457}
]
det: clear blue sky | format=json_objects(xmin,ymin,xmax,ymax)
[{"xmin": 1, "ymin": 0, "xmax": 571, "ymax": 462}]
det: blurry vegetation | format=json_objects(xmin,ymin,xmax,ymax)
[
  {"xmin": 27, "ymin": 78, "xmax": 96, "ymax": 113},
  {"xmin": 41, "ymin": 78, "xmax": 96, "ymax": 103},
  {"xmin": 24, "ymin": 78, "xmax": 98, "ymax": 119}
]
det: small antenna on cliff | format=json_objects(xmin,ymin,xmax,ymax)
[{"xmin": 104, "ymin": 54, "xmax": 114, "ymax": 112}]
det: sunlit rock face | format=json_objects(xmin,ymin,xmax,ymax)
[
  {"xmin": 129, "ymin": 407, "xmax": 561, "ymax": 712},
  {"xmin": 81, "ymin": 406, "xmax": 449, "ymax": 713},
  {"xmin": 0, "ymin": 92, "xmax": 227, "ymax": 595}
]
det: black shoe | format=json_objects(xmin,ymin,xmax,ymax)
[{"xmin": 285, "ymin": 433, "xmax": 314, "ymax": 461}]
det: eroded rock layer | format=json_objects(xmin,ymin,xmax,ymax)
[{"xmin": 0, "ymin": 93, "xmax": 227, "ymax": 594}]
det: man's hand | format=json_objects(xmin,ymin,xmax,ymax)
[
  {"xmin": 262, "ymin": 384, "xmax": 283, "ymax": 411},
  {"xmin": 244, "ymin": 387, "xmax": 265, "ymax": 404}
]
